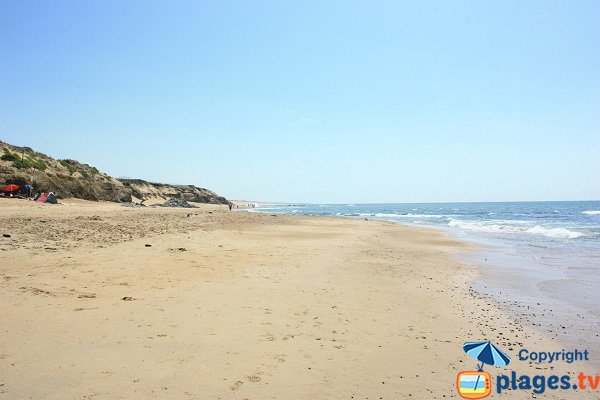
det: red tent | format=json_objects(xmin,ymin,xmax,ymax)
[
  {"xmin": 2, "ymin": 184, "xmax": 19, "ymax": 193},
  {"xmin": 37, "ymin": 192, "xmax": 49, "ymax": 203},
  {"xmin": 37, "ymin": 192, "xmax": 58, "ymax": 204}
]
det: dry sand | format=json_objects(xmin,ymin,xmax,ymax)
[{"xmin": 0, "ymin": 199, "xmax": 593, "ymax": 399}]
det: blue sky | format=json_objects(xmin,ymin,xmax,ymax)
[{"xmin": 1, "ymin": 1, "xmax": 599, "ymax": 203}]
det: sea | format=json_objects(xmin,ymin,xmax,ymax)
[{"xmin": 244, "ymin": 201, "xmax": 600, "ymax": 351}]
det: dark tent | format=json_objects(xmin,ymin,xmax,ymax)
[{"xmin": 37, "ymin": 192, "xmax": 58, "ymax": 204}]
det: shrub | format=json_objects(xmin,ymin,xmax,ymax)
[
  {"xmin": 2, "ymin": 148, "xmax": 47, "ymax": 171},
  {"xmin": 4, "ymin": 176, "xmax": 28, "ymax": 187},
  {"xmin": 1, "ymin": 148, "xmax": 19, "ymax": 162},
  {"xmin": 59, "ymin": 159, "xmax": 77, "ymax": 175},
  {"xmin": 30, "ymin": 158, "xmax": 47, "ymax": 171}
]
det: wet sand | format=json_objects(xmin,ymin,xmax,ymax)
[
  {"xmin": 0, "ymin": 198, "xmax": 594, "ymax": 399},
  {"xmin": 464, "ymin": 242, "xmax": 600, "ymax": 367}
]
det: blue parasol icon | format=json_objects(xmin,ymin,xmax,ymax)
[
  {"xmin": 464, "ymin": 341, "xmax": 511, "ymax": 370},
  {"xmin": 463, "ymin": 341, "xmax": 511, "ymax": 392}
]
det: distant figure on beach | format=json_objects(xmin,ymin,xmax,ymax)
[{"xmin": 228, "ymin": 202, "xmax": 233, "ymax": 211}]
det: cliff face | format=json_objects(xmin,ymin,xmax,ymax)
[
  {"xmin": 0, "ymin": 141, "xmax": 131, "ymax": 202},
  {"xmin": 0, "ymin": 140, "xmax": 228, "ymax": 204},
  {"xmin": 119, "ymin": 179, "xmax": 228, "ymax": 205}
]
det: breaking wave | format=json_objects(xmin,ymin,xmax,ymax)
[
  {"xmin": 358, "ymin": 213, "xmax": 447, "ymax": 219},
  {"xmin": 447, "ymin": 219, "xmax": 583, "ymax": 239},
  {"xmin": 583, "ymin": 210, "xmax": 600, "ymax": 215}
]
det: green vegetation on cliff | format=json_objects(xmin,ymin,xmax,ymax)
[{"xmin": 0, "ymin": 140, "xmax": 228, "ymax": 204}]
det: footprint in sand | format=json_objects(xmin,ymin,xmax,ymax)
[
  {"xmin": 230, "ymin": 381, "xmax": 244, "ymax": 391},
  {"xmin": 19, "ymin": 286, "xmax": 54, "ymax": 296},
  {"xmin": 246, "ymin": 375, "xmax": 261, "ymax": 382},
  {"xmin": 260, "ymin": 334, "xmax": 276, "ymax": 342},
  {"xmin": 274, "ymin": 355, "xmax": 286, "ymax": 363}
]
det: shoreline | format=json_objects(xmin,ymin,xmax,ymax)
[
  {"xmin": 246, "ymin": 208, "xmax": 600, "ymax": 366},
  {"xmin": 410, "ymin": 222, "xmax": 600, "ymax": 364},
  {"xmin": 0, "ymin": 199, "xmax": 594, "ymax": 399}
]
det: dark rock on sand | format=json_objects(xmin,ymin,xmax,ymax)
[
  {"xmin": 160, "ymin": 198, "xmax": 196, "ymax": 208},
  {"xmin": 119, "ymin": 179, "xmax": 228, "ymax": 205}
]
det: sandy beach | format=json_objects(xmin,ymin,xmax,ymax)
[{"xmin": 0, "ymin": 199, "xmax": 592, "ymax": 399}]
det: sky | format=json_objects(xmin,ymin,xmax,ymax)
[{"xmin": 1, "ymin": 1, "xmax": 599, "ymax": 203}]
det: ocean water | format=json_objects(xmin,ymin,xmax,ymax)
[
  {"xmin": 245, "ymin": 201, "xmax": 600, "ymax": 349},
  {"xmin": 247, "ymin": 201, "xmax": 600, "ymax": 248}
]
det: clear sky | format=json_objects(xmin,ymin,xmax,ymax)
[{"xmin": 1, "ymin": 1, "xmax": 599, "ymax": 203}]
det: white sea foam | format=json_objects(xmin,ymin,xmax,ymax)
[
  {"xmin": 525, "ymin": 226, "xmax": 583, "ymax": 239},
  {"xmin": 352, "ymin": 213, "xmax": 448, "ymax": 219},
  {"xmin": 373, "ymin": 213, "xmax": 446, "ymax": 219},
  {"xmin": 447, "ymin": 219, "xmax": 515, "ymax": 233},
  {"xmin": 447, "ymin": 219, "xmax": 583, "ymax": 239},
  {"xmin": 492, "ymin": 219, "xmax": 531, "ymax": 225},
  {"xmin": 583, "ymin": 210, "xmax": 600, "ymax": 215}
]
